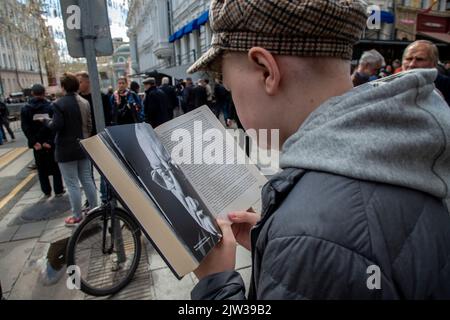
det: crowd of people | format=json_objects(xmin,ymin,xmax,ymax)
[
  {"xmin": 1, "ymin": 37, "xmax": 449, "ymax": 231},
  {"xmin": 0, "ymin": 37, "xmax": 448, "ymax": 232},
  {"xmin": 351, "ymin": 40, "xmax": 450, "ymax": 106},
  {"xmin": 12, "ymin": 71, "xmax": 239, "ymax": 227}
]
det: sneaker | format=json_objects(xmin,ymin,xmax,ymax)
[
  {"xmin": 65, "ymin": 216, "xmax": 83, "ymax": 227},
  {"xmin": 44, "ymin": 193, "xmax": 51, "ymax": 199},
  {"xmin": 39, "ymin": 259, "xmax": 65, "ymax": 286}
]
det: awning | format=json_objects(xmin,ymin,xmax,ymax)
[
  {"xmin": 183, "ymin": 19, "xmax": 200, "ymax": 34},
  {"xmin": 169, "ymin": 28, "xmax": 185, "ymax": 43},
  {"xmin": 417, "ymin": 31, "xmax": 450, "ymax": 44},
  {"xmin": 197, "ymin": 11, "xmax": 209, "ymax": 26},
  {"xmin": 380, "ymin": 11, "xmax": 395, "ymax": 24},
  {"xmin": 169, "ymin": 12, "xmax": 209, "ymax": 43},
  {"xmin": 369, "ymin": 10, "xmax": 395, "ymax": 24}
]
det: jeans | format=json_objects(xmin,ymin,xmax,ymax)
[{"xmin": 58, "ymin": 159, "xmax": 98, "ymax": 219}]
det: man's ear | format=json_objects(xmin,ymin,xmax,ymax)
[{"xmin": 248, "ymin": 47, "xmax": 281, "ymax": 96}]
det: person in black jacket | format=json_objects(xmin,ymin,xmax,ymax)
[
  {"xmin": 193, "ymin": 79, "xmax": 208, "ymax": 109},
  {"xmin": 186, "ymin": 0, "xmax": 450, "ymax": 300},
  {"xmin": 21, "ymin": 84, "xmax": 64, "ymax": 197},
  {"xmin": 142, "ymin": 77, "xmax": 171, "ymax": 128},
  {"xmin": 0, "ymin": 99, "xmax": 15, "ymax": 142},
  {"xmin": 214, "ymin": 80, "xmax": 230, "ymax": 121},
  {"xmin": 160, "ymin": 77, "xmax": 178, "ymax": 119},
  {"xmin": 42, "ymin": 73, "xmax": 98, "ymax": 227},
  {"xmin": 182, "ymin": 78, "xmax": 196, "ymax": 113}
]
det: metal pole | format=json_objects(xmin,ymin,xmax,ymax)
[
  {"xmin": 79, "ymin": 0, "xmax": 105, "ymax": 133},
  {"xmin": 79, "ymin": 0, "xmax": 125, "ymax": 264}
]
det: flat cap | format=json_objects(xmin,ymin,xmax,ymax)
[
  {"xmin": 188, "ymin": 0, "xmax": 368, "ymax": 74},
  {"xmin": 143, "ymin": 77, "xmax": 156, "ymax": 85}
]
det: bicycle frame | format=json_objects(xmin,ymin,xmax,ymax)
[{"xmin": 101, "ymin": 183, "xmax": 126, "ymax": 264}]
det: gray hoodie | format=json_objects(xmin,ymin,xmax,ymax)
[{"xmin": 281, "ymin": 69, "xmax": 450, "ymax": 199}]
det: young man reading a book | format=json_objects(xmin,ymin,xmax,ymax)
[{"xmin": 188, "ymin": 0, "xmax": 450, "ymax": 299}]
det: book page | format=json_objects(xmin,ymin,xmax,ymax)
[{"xmin": 155, "ymin": 106, "xmax": 267, "ymax": 219}]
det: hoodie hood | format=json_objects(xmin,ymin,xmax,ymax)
[
  {"xmin": 28, "ymin": 97, "xmax": 51, "ymax": 109},
  {"xmin": 281, "ymin": 69, "xmax": 450, "ymax": 199}
]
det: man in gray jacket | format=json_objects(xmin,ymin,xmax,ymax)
[{"xmin": 187, "ymin": 0, "xmax": 450, "ymax": 299}]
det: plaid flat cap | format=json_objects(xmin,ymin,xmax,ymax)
[{"xmin": 188, "ymin": 0, "xmax": 368, "ymax": 74}]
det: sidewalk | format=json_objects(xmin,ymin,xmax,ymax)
[{"xmin": 0, "ymin": 170, "xmax": 252, "ymax": 300}]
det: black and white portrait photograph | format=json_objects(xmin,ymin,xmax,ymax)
[{"xmin": 105, "ymin": 123, "xmax": 221, "ymax": 261}]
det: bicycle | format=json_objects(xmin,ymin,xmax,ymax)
[{"xmin": 66, "ymin": 183, "xmax": 142, "ymax": 297}]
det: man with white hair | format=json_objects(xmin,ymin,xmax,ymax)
[
  {"xmin": 352, "ymin": 49, "xmax": 386, "ymax": 87},
  {"xmin": 402, "ymin": 40, "xmax": 450, "ymax": 106},
  {"xmin": 159, "ymin": 77, "xmax": 178, "ymax": 119}
]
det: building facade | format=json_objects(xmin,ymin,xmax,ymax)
[
  {"xmin": 395, "ymin": 0, "xmax": 450, "ymax": 41},
  {"xmin": 126, "ymin": 0, "xmax": 173, "ymax": 75},
  {"xmin": 112, "ymin": 43, "xmax": 131, "ymax": 86},
  {"xmin": 0, "ymin": 0, "xmax": 49, "ymax": 98},
  {"xmin": 126, "ymin": 0, "xmax": 449, "ymax": 81},
  {"xmin": 126, "ymin": 0, "xmax": 213, "ymax": 80}
]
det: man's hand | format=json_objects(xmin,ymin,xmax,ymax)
[
  {"xmin": 194, "ymin": 219, "xmax": 237, "ymax": 281},
  {"xmin": 229, "ymin": 211, "xmax": 260, "ymax": 251},
  {"xmin": 33, "ymin": 143, "xmax": 42, "ymax": 151},
  {"xmin": 42, "ymin": 143, "xmax": 51, "ymax": 150}
]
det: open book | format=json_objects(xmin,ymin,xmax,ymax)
[{"xmin": 80, "ymin": 106, "xmax": 267, "ymax": 279}]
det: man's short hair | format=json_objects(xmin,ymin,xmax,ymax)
[
  {"xmin": 31, "ymin": 84, "xmax": 45, "ymax": 96},
  {"xmin": 403, "ymin": 40, "xmax": 439, "ymax": 67},
  {"xmin": 162, "ymin": 77, "xmax": 170, "ymax": 85},
  {"xmin": 76, "ymin": 71, "xmax": 89, "ymax": 80},
  {"xmin": 359, "ymin": 50, "xmax": 386, "ymax": 68},
  {"xmin": 60, "ymin": 72, "xmax": 80, "ymax": 93}
]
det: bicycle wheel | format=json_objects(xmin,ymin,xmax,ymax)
[{"xmin": 66, "ymin": 208, "xmax": 142, "ymax": 297}]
